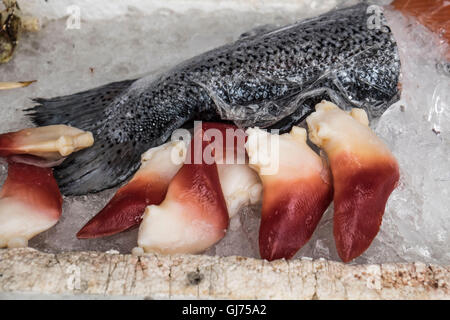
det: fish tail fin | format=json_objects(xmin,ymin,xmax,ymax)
[
  {"xmin": 26, "ymin": 79, "xmax": 140, "ymax": 196},
  {"xmin": 26, "ymin": 79, "xmax": 136, "ymax": 130}
]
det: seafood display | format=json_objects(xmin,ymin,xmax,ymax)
[
  {"xmin": 216, "ymin": 163, "xmax": 262, "ymax": 218},
  {"xmin": 0, "ymin": 99, "xmax": 400, "ymax": 260},
  {"xmin": 28, "ymin": 3, "xmax": 400, "ymax": 196},
  {"xmin": 77, "ymin": 140, "xmax": 187, "ymax": 239},
  {"xmin": 0, "ymin": 125, "xmax": 93, "ymax": 247},
  {"xmin": 246, "ymin": 127, "xmax": 333, "ymax": 261},
  {"xmin": 0, "ymin": 160, "xmax": 61, "ymax": 248},
  {"xmin": 0, "ymin": 125, "xmax": 94, "ymax": 161},
  {"xmin": 137, "ymin": 128, "xmax": 229, "ymax": 254},
  {"xmin": 201, "ymin": 122, "xmax": 262, "ymax": 219},
  {"xmin": 78, "ymin": 123, "xmax": 261, "ymax": 239},
  {"xmin": 83, "ymin": 101, "xmax": 396, "ymax": 261},
  {"xmin": 5, "ymin": 0, "xmax": 449, "ymax": 265},
  {"xmin": 306, "ymin": 101, "xmax": 400, "ymax": 262}
]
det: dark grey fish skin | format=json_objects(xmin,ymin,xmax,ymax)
[{"xmin": 28, "ymin": 3, "xmax": 401, "ymax": 196}]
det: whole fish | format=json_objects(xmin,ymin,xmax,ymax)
[{"xmin": 28, "ymin": 3, "xmax": 401, "ymax": 196}]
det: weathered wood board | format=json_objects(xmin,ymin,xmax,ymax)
[{"xmin": 0, "ymin": 248, "xmax": 448, "ymax": 299}]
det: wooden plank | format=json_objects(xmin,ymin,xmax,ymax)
[{"xmin": 0, "ymin": 248, "xmax": 448, "ymax": 299}]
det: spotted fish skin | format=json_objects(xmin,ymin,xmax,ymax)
[{"xmin": 29, "ymin": 3, "xmax": 400, "ymax": 196}]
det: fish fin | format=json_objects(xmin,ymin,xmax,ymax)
[{"xmin": 26, "ymin": 79, "xmax": 136, "ymax": 130}]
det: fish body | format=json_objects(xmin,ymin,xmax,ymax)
[{"xmin": 29, "ymin": 3, "xmax": 400, "ymax": 195}]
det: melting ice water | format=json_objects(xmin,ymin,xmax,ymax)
[{"xmin": 0, "ymin": 0, "xmax": 448, "ymax": 264}]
